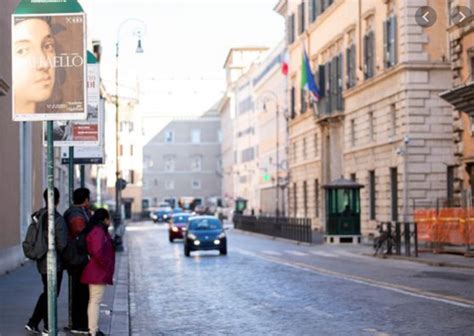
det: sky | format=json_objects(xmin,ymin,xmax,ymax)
[{"xmin": 80, "ymin": 0, "xmax": 284, "ymax": 117}]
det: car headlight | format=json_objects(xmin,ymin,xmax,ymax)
[
  {"xmin": 187, "ymin": 233, "xmax": 197, "ymax": 240},
  {"xmin": 217, "ymin": 232, "xmax": 226, "ymax": 239},
  {"xmin": 171, "ymin": 226, "xmax": 179, "ymax": 232},
  {"xmin": 163, "ymin": 214, "xmax": 168, "ymax": 218}
]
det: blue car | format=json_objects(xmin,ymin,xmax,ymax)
[
  {"xmin": 151, "ymin": 206, "xmax": 172, "ymax": 223},
  {"xmin": 184, "ymin": 216, "xmax": 227, "ymax": 256}
]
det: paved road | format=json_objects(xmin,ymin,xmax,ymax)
[{"xmin": 127, "ymin": 221, "xmax": 474, "ymax": 336}]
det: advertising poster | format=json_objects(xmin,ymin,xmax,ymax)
[
  {"xmin": 12, "ymin": 12, "xmax": 87, "ymax": 121},
  {"xmin": 46, "ymin": 60, "xmax": 100, "ymax": 146}
]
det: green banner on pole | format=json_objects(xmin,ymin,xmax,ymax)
[{"xmin": 13, "ymin": 0, "xmax": 83, "ymax": 14}]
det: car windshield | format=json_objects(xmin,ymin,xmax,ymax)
[
  {"xmin": 157, "ymin": 207, "xmax": 171, "ymax": 212},
  {"xmin": 188, "ymin": 218, "xmax": 222, "ymax": 231},
  {"xmin": 173, "ymin": 215, "xmax": 190, "ymax": 224}
]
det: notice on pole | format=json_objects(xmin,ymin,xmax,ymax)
[
  {"xmin": 44, "ymin": 60, "xmax": 101, "ymax": 146},
  {"xmin": 12, "ymin": 12, "xmax": 87, "ymax": 121}
]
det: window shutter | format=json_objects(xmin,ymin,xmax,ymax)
[
  {"xmin": 291, "ymin": 14, "xmax": 295, "ymax": 43},
  {"xmin": 318, "ymin": 64, "xmax": 326, "ymax": 97},
  {"xmin": 301, "ymin": 88, "xmax": 307, "ymax": 113},
  {"xmin": 331, "ymin": 57, "xmax": 338, "ymax": 112},
  {"xmin": 351, "ymin": 44, "xmax": 356, "ymax": 86},
  {"xmin": 337, "ymin": 53, "xmax": 343, "ymax": 111},
  {"xmin": 301, "ymin": 2, "xmax": 305, "ymax": 32},
  {"xmin": 363, "ymin": 34, "xmax": 368, "ymax": 79},
  {"xmin": 309, "ymin": 0, "xmax": 314, "ymax": 22},
  {"xmin": 286, "ymin": 17, "xmax": 291, "ymax": 44},
  {"xmin": 346, "ymin": 47, "xmax": 351, "ymax": 88},
  {"xmin": 391, "ymin": 15, "xmax": 397, "ymax": 66},
  {"xmin": 370, "ymin": 31, "xmax": 375, "ymax": 77},
  {"xmin": 324, "ymin": 61, "xmax": 332, "ymax": 113},
  {"xmin": 383, "ymin": 20, "xmax": 388, "ymax": 68}
]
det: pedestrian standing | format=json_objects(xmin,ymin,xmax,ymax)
[
  {"xmin": 63, "ymin": 188, "xmax": 92, "ymax": 334},
  {"xmin": 25, "ymin": 188, "xmax": 68, "ymax": 335},
  {"xmin": 81, "ymin": 209, "xmax": 115, "ymax": 336}
]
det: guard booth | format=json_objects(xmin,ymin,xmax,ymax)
[
  {"xmin": 323, "ymin": 178, "xmax": 363, "ymax": 244},
  {"xmin": 234, "ymin": 197, "xmax": 248, "ymax": 215}
]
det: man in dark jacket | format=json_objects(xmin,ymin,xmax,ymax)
[
  {"xmin": 25, "ymin": 187, "xmax": 68, "ymax": 334},
  {"xmin": 63, "ymin": 188, "xmax": 91, "ymax": 334}
]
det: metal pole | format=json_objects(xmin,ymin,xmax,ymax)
[
  {"xmin": 80, "ymin": 164, "xmax": 85, "ymax": 188},
  {"xmin": 276, "ymin": 104, "xmax": 280, "ymax": 221},
  {"xmin": 114, "ymin": 40, "xmax": 123, "ymax": 251},
  {"xmin": 46, "ymin": 121, "xmax": 57, "ymax": 336},
  {"xmin": 403, "ymin": 138, "xmax": 409, "ymax": 222},
  {"xmin": 67, "ymin": 146, "xmax": 74, "ymax": 330}
]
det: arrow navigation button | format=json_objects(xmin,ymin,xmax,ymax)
[{"xmin": 415, "ymin": 6, "xmax": 437, "ymax": 28}]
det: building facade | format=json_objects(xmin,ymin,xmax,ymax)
[
  {"xmin": 253, "ymin": 41, "xmax": 289, "ymax": 216},
  {"xmin": 142, "ymin": 108, "xmax": 222, "ymax": 209},
  {"xmin": 276, "ymin": 0, "xmax": 455, "ymax": 236}
]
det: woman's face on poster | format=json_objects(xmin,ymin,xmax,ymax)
[{"xmin": 13, "ymin": 18, "xmax": 56, "ymax": 112}]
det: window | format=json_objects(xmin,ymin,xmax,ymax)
[
  {"xmin": 293, "ymin": 142, "xmax": 297, "ymax": 163},
  {"xmin": 350, "ymin": 119, "xmax": 355, "ymax": 147},
  {"xmin": 447, "ymin": 166, "xmax": 455, "ymax": 207},
  {"xmin": 119, "ymin": 145, "xmax": 123, "ymax": 156},
  {"xmin": 346, "ymin": 44, "xmax": 356, "ymax": 88},
  {"xmin": 218, "ymin": 130, "xmax": 223, "ymax": 143},
  {"xmin": 191, "ymin": 129, "xmax": 201, "ymax": 143},
  {"xmin": 350, "ymin": 173, "xmax": 356, "ymax": 181},
  {"xmin": 287, "ymin": 13, "xmax": 295, "ymax": 44},
  {"xmin": 293, "ymin": 182, "xmax": 297, "ymax": 216},
  {"xmin": 318, "ymin": 53, "xmax": 343, "ymax": 115},
  {"xmin": 130, "ymin": 145, "xmax": 134, "ymax": 156},
  {"xmin": 364, "ymin": 31, "xmax": 375, "ymax": 79},
  {"xmin": 309, "ymin": 0, "xmax": 318, "ymax": 23},
  {"xmin": 303, "ymin": 181, "xmax": 308, "ymax": 217},
  {"xmin": 154, "ymin": 178, "xmax": 158, "ymax": 186},
  {"xmin": 165, "ymin": 180, "xmax": 175, "ymax": 190},
  {"xmin": 384, "ymin": 15, "xmax": 397, "ymax": 68},
  {"xmin": 369, "ymin": 112, "xmax": 374, "ymax": 141},
  {"xmin": 164, "ymin": 156, "xmax": 175, "ymax": 172},
  {"xmin": 314, "ymin": 133, "xmax": 318, "ymax": 157},
  {"xmin": 241, "ymin": 147, "xmax": 255, "ymax": 162},
  {"xmin": 165, "ymin": 130, "xmax": 174, "ymax": 143},
  {"xmin": 129, "ymin": 170, "xmax": 135, "ymax": 184},
  {"xmin": 314, "ymin": 179, "xmax": 319, "ymax": 218},
  {"xmin": 390, "ymin": 167, "xmax": 398, "ymax": 221},
  {"xmin": 290, "ymin": 87, "xmax": 296, "ymax": 118},
  {"xmin": 303, "ymin": 138, "xmax": 307, "ymax": 159},
  {"xmin": 390, "ymin": 104, "xmax": 396, "ymax": 137},
  {"xmin": 192, "ymin": 180, "xmax": 201, "ymax": 190},
  {"xmin": 300, "ymin": 88, "xmax": 307, "ymax": 113},
  {"xmin": 298, "ymin": 2, "xmax": 305, "ymax": 35},
  {"xmin": 191, "ymin": 156, "xmax": 202, "ymax": 171},
  {"xmin": 369, "ymin": 170, "xmax": 376, "ymax": 220}
]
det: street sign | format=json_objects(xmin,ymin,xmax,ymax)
[
  {"xmin": 45, "ymin": 52, "xmax": 102, "ymax": 146},
  {"xmin": 263, "ymin": 173, "xmax": 271, "ymax": 182},
  {"xmin": 12, "ymin": 1, "xmax": 87, "ymax": 121}
]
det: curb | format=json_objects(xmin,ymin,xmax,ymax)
[
  {"xmin": 109, "ymin": 240, "xmax": 130, "ymax": 335},
  {"xmin": 363, "ymin": 253, "xmax": 474, "ymax": 270}
]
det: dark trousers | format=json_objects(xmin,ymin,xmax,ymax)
[
  {"xmin": 70, "ymin": 269, "xmax": 89, "ymax": 329},
  {"xmin": 29, "ymin": 271, "xmax": 63, "ymax": 329}
]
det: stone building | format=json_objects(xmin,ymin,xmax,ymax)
[
  {"xmin": 275, "ymin": 0, "xmax": 455, "ymax": 236},
  {"xmin": 440, "ymin": 0, "xmax": 474, "ymax": 201}
]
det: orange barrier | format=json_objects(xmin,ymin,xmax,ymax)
[{"xmin": 414, "ymin": 208, "xmax": 474, "ymax": 246}]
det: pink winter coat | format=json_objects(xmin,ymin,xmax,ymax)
[{"xmin": 81, "ymin": 224, "xmax": 115, "ymax": 285}]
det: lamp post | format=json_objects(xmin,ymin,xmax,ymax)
[{"xmin": 114, "ymin": 18, "xmax": 146, "ymax": 251}]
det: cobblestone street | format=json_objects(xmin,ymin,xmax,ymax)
[{"xmin": 127, "ymin": 221, "xmax": 474, "ymax": 336}]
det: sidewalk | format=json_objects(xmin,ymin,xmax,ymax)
[
  {"xmin": 0, "ymin": 240, "xmax": 130, "ymax": 336},
  {"xmin": 233, "ymin": 228, "xmax": 474, "ymax": 269}
]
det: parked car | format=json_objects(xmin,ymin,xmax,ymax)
[
  {"xmin": 151, "ymin": 206, "xmax": 172, "ymax": 223},
  {"xmin": 184, "ymin": 216, "xmax": 227, "ymax": 257},
  {"xmin": 169, "ymin": 213, "xmax": 191, "ymax": 242}
]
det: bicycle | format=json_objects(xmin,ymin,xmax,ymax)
[{"xmin": 373, "ymin": 224, "xmax": 397, "ymax": 256}]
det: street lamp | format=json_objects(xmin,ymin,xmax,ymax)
[{"xmin": 114, "ymin": 18, "xmax": 146, "ymax": 251}]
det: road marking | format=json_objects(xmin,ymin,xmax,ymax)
[
  {"xmin": 310, "ymin": 251, "xmax": 338, "ymax": 258},
  {"xmin": 261, "ymin": 250, "xmax": 282, "ymax": 256},
  {"xmin": 285, "ymin": 250, "xmax": 309, "ymax": 256},
  {"xmin": 235, "ymin": 248, "xmax": 474, "ymax": 309}
]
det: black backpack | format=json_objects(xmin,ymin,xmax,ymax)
[
  {"xmin": 22, "ymin": 210, "xmax": 48, "ymax": 260},
  {"xmin": 63, "ymin": 227, "xmax": 90, "ymax": 268}
]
